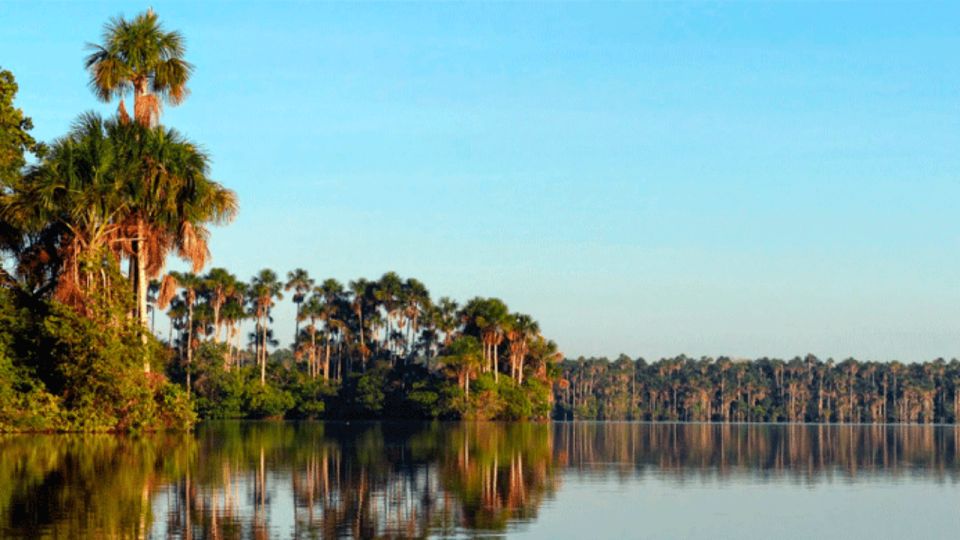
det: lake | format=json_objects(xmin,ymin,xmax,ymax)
[{"xmin": 1, "ymin": 422, "xmax": 957, "ymax": 538}]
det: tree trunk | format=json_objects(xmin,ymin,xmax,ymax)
[
  {"xmin": 294, "ymin": 302, "xmax": 301, "ymax": 348},
  {"xmin": 186, "ymin": 302, "xmax": 193, "ymax": 397},
  {"xmin": 212, "ymin": 302, "xmax": 221, "ymax": 343},
  {"xmin": 133, "ymin": 219, "xmax": 151, "ymax": 372},
  {"xmin": 260, "ymin": 315, "xmax": 267, "ymax": 387},
  {"xmin": 310, "ymin": 327, "xmax": 317, "ymax": 379},
  {"xmin": 324, "ymin": 339, "xmax": 331, "ymax": 382}
]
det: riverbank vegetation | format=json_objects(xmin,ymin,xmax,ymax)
[
  {"xmin": 0, "ymin": 10, "xmax": 227, "ymax": 432},
  {"xmin": 557, "ymin": 355, "xmax": 960, "ymax": 423},
  {"xmin": 0, "ymin": 11, "xmax": 561, "ymax": 430},
  {"xmin": 157, "ymin": 268, "xmax": 562, "ymax": 422}
]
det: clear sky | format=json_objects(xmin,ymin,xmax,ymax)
[{"xmin": 3, "ymin": 1, "xmax": 958, "ymax": 362}]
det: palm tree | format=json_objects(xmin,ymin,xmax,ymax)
[
  {"xmin": 201, "ymin": 267, "xmax": 241, "ymax": 343},
  {"xmin": 434, "ymin": 297, "xmax": 460, "ymax": 347},
  {"xmin": 285, "ymin": 268, "xmax": 314, "ymax": 348},
  {"xmin": 300, "ymin": 294, "xmax": 323, "ymax": 379},
  {"xmin": 348, "ymin": 278, "xmax": 372, "ymax": 367},
  {"xmin": 505, "ymin": 313, "xmax": 539, "ymax": 384},
  {"xmin": 402, "ymin": 277, "xmax": 431, "ymax": 360},
  {"xmin": 374, "ymin": 272, "xmax": 403, "ymax": 359},
  {"xmin": 219, "ymin": 282, "xmax": 248, "ymax": 369},
  {"xmin": 248, "ymin": 269, "xmax": 283, "ymax": 386},
  {"xmin": 85, "ymin": 11, "xmax": 234, "ymax": 333},
  {"xmin": 1, "ymin": 113, "xmax": 128, "ymax": 308},
  {"xmin": 158, "ymin": 271, "xmax": 202, "ymax": 396},
  {"xmin": 440, "ymin": 336, "xmax": 483, "ymax": 399},
  {"xmin": 316, "ymin": 279, "xmax": 345, "ymax": 378},
  {"xmin": 120, "ymin": 123, "xmax": 237, "ymax": 334},
  {"xmin": 460, "ymin": 297, "xmax": 509, "ymax": 381},
  {"xmin": 85, "ymin": 9, "xmax": 191, "ymax": 127}
]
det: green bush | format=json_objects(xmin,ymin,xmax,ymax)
[
  {"xmin": 496, "ymin": 379, "xmax": 532, "ymax": 421},
  {"xmin": 288, "ymin": 376, "xmax": 335, "ymax": 419},
  {"xmin": 243, "ymin": 383, "xmax": 295, "ymax": 419}
]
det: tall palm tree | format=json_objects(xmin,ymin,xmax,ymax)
[
  {"xmin": 440, "ymin": 336, "xmax": 483, "ymax": 399},
  {"xmin": 158, "ymin": 271, "xmax": 202, "ymax": 396},
  {"xmin": 348, "ymin": 278, "xmax": 372, "ymax": 367},
  {"xmin": 434, "ymin": 297, "xmax": 460, "ymax": 347},
  {"xmin": 299, "ymin": 294, "xmax": 323, "ymax": 379},
  {"xmin": 460, "ymin": 297, "xmax": 509, "ymax": 381},
  {"xmin": 201, "ymin": 267, "xmax": 241, "ymax": 343},
  {"xmin": 285, "ymin": 268, "xmax": 314, "ymax": 347},
  {"xmin": 374, "ymin": 272, "xmax": 403, "ymax": 358},
  {"xmin": 120, "ymin": 124, "xmax": 237, "ymax": 334},
  {"xmin": 248, "ymin": 269, "xmax": 283, "ymax": 386},
  {"xmin": 505, "ymin": 313, "xmax": 539, "ymax": 384},
  {"xmin": 85, "ymin": 11, "xmax": 235, "ymax": 339},
  {"xmin": 219, "ymin": 282, "xmax": 248, "ymax": 369},
  {"xmin": 402, "ymin": 277, "xmax": 431, "ymax": 360},
  {"xmin": 316, "ymin": 278, "xmax": 345, "ymax": 378},
  {"xmin": 85, "ymin": 9, "xmax": 191, "ymax": 127}
]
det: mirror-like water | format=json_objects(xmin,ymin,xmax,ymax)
[{"xmin": 1, "ymin": 422, "xmax": 958, "ymax": 539}]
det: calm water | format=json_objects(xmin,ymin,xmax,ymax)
[{"xmin": 1, "ymin": 422, "xmax": 958, "ymax": 539}]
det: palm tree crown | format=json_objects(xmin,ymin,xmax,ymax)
[{"xmin": 85, "ymin": 9, "xmax": 192, "ymax": 126}]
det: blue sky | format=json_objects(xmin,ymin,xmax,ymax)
[{"xmin": 3, "ymin": 2, "xmax": 959, "ymax": 361}]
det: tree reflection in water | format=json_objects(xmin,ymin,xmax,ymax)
[{"xmin": 0, "ymin": 422, "xmax": 957, "ymax": 538}]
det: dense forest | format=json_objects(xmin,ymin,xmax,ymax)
[
  {"xmin": 0, "ymin": 11, "xmax": 561, "ymax": 431},
  {"xmin": 556, "ymin": 355, "xmax": 960, "ymax": 423},
  {"xmin": 157, "ymin": 267, "xmax": 562, "ymax": 422}
]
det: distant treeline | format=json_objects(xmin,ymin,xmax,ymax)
[{"xmin": 555, "ymin": 355, "xmax": 960, "ymax": 423}]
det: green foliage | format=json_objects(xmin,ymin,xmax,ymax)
[
  {"xmin": 404, "ymin": 380, "xmax": 442, "ymax": 419},
  {"xmin": 190, "ymin": 343, "xmax": 247, "ymax": 419},
  {"xmin": 339, "ymin": 365, "xmax": 388, "ymax": 418},
  {"xmin": 0, "ymin": 68, "xmax": 41, "ymax": 186},
  {"xmin": 42, "ymin": 296, "xmax": 194, "ymax": 431},
  {"xmin": 243, "ymin": 384, "xmax": 295, "ymax": 419},
  {"xmin": 0, "ymin": 20, "xmax": 224, "ymax": 432},
  {"xmin": 0, "ymin": 284, "xmax": 195, "ymax": 432},
  {"xmin": 0, "ymin": 289, "xmax": 62, "ymax": 431},
  {"xmin": 287, "ymin": 376, "xmax": 335, "ymax": 419},
  {"xmin": 496, "ymin": 379, "xmax": 532, "ymax": 421}
]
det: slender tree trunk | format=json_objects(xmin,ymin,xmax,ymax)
[
  {"xmin": 186, "ymin": 303, "xmax": 194, "ymax": 398},
  {"xmin": 254, "ymin": 321, "xmax": 260, "ymax": 370},
  {"xmin": 310, "ymin": 327, "xmax": 317, "ymax": 379},
  {"xmin": 294, "ymin": 302, "xmax": 301, "ymax": 348},
  {"xmin": 131, "ymin": 219, "xmax": 152, "ymax": 373},
  {"xmin": 358, "ymin": 305, "xmax": 365, "ymax": 367},
  {"xmin": 324, "ymin": 339, "xmax": 331, "ymax": 382},
  {"xmin": 213, "ymin": 303, "xmax": 221, "ymax": 343},
  {"xmin": 260, "ymin": 315, "xmax": 267, "ymax": 387}
]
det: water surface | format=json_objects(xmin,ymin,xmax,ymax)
[{"xmin": 1, "ymin": 422, "xmax": 957, "ymax": 538}]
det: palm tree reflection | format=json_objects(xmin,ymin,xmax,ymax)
[{"xmin": 1, "ymin": 422, "xmax": 958, "ymax": 538}]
